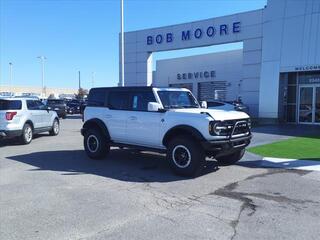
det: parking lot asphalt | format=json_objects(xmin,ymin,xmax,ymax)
[{"xmin": 1, "ymin": 117, "xmax": 320, "ymax": 240}]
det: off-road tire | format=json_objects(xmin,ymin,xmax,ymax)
[
  {"xmin": 216, "ymin": 149, "xmax": 245, "ymax": 166},
  {"xmin": 84, "ymin": 128, "xmax": 110, "ymax": 159},
  {"xmin": 167, "ymin": 136, "xmax": 205, "ymax": 177}
]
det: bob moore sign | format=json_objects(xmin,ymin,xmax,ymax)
[
  {"xmin": 147, "ymin": 22, "xmax": 241, "ymax": 45},
  {"xmin": 177, "ymin": 70, "xmax": 216, "ymax": 80}
]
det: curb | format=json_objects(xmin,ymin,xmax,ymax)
[{"xmin": 261, "ymin": 157, "xmax": 320, "ymax": 172}]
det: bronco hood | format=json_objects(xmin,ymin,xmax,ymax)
[{"xmin": 171, "ymin": 108, "xmax": 250, "ymax": 121}]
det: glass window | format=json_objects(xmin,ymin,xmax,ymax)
[
  {"xmin": 27, "ymin": 100, "xmax": 40, "ymax": 110},
  {"xmin": 299, "ymin": 87, "xmax": 313, "ymax": 123},
  {"xmin": 0, "ymin": 100, "xmax": 22, "ymax": 110},
  {"xmin": 36, "ymin": 100, "xmax": 46, "ymax": 110},
  {"xmin": 157, "ymin": 90, "xmax": 199, "ymax": 109},
  {"xmin": 298, "ymin": 71, "xmax": 320, "ymax": 85},
  {"xmin": 108, "ymin": 91, "xmax": 130, "ymax": 110},
  {"xmin": 88, "ymin": 89, "xmax": 106, "ymax": 107},
  {"xmin": 316, "ymin": 87, "xmax": 320, "ymax": 123},
  {"xmin": 131, "ymin": 91, "xmax": 156, "ymax": 111}
]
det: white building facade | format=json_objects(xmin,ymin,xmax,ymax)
[
  {"xmin": 120, "ymin": 0, "xmax": 320, "ymax": 125},
  {"xmin": 154, "ymin": 50, "xmax": 245, "ymax": 112}
]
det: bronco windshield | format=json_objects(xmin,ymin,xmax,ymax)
[{"xmin": 157, "ymin": 90, "xmax": 200, "ymax": 109}]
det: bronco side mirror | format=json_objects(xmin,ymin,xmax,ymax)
[
  {"xmin": 201, "ymin": 101, "xmax": 207, "ymax": 109},
  {"xmin": 148, "ymin": 102, "xmax": 164, "ymax": 112}
]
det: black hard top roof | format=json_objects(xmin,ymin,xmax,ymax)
[{"xmin": 90, "ymin": 86, "xmax": 153, "ymax": 92}]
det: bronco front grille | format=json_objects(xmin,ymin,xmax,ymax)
[{"xmin": 216, "ymin": 119, "xmax": 250, "ymax": 137}]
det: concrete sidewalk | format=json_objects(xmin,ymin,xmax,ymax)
[
  {"xmin": 240, "ymin": 154, "xmax": 320, "ymax": 175},
  {"xmin": 261, "ymin": 157, "xmax": 320, "ymax": 172}
]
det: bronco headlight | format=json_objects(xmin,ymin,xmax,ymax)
[{"xmin": 209, "ymin": 121, "xmax": 227, "ymax": 135}]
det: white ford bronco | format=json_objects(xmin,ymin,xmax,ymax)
[{"xmin": 81, "ymin": 87, "xmax": 251, "ymax": 177}]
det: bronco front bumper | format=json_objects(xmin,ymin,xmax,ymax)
[
  {"xmin": 202, "ymin": 134, "xmax": 252, "ymax": 151},
  {"xmin": 202, "ymin": 119, "xmax": 252, "ymax": 157}
]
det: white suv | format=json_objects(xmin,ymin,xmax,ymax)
[
  {"xmin": 81, "ymin": 87, "xmax": 252, "ymax": 177},
  {"xmin": 0, "ymin": 98, "xmax": 60, "ymax": 144}
]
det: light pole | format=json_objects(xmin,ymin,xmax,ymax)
[
  {"xmin": 37, "ymin": 56, "xmax": 46, "ymax": 97},
  {"xmin": 9, "ymin": 62, "xmax": 13, "ymax": 94},
  {"xmin": 120, "ymin": 0, "xmax": 125, "ymax": 87},
  {"xmin": 78, "ymin": 71, "xmax": 81, "ymax": 89}
]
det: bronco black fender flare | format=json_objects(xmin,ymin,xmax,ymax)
[
  {"xmin": 81, "ymin": 118, "xmax": 110, "ymax": 141},
  {"xmin": 162, "ymin": 125, "xmax": 206, "ymax": 147}
]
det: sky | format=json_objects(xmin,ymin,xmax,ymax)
[{"xmin": 0, "ymin": 0, "xmax": 267, "ymax": 90}]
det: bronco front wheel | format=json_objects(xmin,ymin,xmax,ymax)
[{"xmin": 167, "ymin": 136, "xmax": 205, "ymax": 177}]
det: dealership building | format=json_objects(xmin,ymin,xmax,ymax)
[{"xmin": 120, "ymin": 0, "xmax": 320, "ymax": 125}]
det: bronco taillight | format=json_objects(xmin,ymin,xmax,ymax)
[{"xmin": 5, "ymin": 112, "xmax": 17, "ymax": 120}]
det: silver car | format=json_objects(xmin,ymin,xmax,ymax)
[{"xmin": 0, "ymin": 98, "xmax": 60, "ymax": 144}]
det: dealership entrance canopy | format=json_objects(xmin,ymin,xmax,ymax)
[{"xmin": 120, "ymin": 0, "xmax": 320, "ymax": 124}]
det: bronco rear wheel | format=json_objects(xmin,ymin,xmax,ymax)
[
  {"xmin": 84, "ymin": 128, "xmax": 110, "ymax": 159},
  {"xmin": 167, "ymin": 136, "xmax": 205, "ymax": 177}
]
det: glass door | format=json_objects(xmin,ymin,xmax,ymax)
[
  {"xmin": 316, "ymin": 87, "xmax": 320, "ymax": 123},
  {"xmin": 299, "ymin": 87, "xmax": 313, "ymax": 123},
  {"xmin": 299, "ymin": 85, "xmax": 320, "ymax": 124}
]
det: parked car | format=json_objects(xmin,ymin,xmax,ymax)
[
  {"xmin": 14, "ymin": 95, "xmax": 39, "ymax": 99},
  {"xmin": 207, "ymin": 100, "xmax": 249, "ymax": 112},
  {"xmin": 81, "ymin": 87, "xmax": 252, "ymax": 177},
  {"xmin": 0, "ymin": 98, "xmax": 60, "ymax": 144},
  {"xmin": 46, "ymin": 99, "xmax": 67, "ymax": 119},
  {"xmin": 67, "ymin": 102, "xmax": 81, "ymax": 114},
  {"xmin": 66, "ymin": 99, "xmax": 87, "ymax": 115}
]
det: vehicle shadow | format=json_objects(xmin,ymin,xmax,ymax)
[
  {"xmin": 0, "ymin": 133, "xmax": 51, "ymax": 147},
  {"xmin": 6, "ymin": 149, "xmax": 219, "ymax": 182},
  {"xmin": 0, "ymin": 139, "xmax": 20, "ymax": 147}
]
